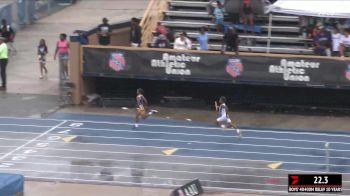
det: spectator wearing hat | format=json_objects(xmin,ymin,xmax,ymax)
[
  {"xmin": 0, "ymin": 37, "xmax": 8, "ymax": 90},
  {"xmin": 97, "ymin": 18, "xmax": 111, "ymax": 45}
]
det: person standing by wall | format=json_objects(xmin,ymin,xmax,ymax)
[
  {"xmin": 214, "ymin": 1, "xmax": 225, "ymax": 33},
  {"xmin": 97, "ymin": 18, "xmax": 111, "ymax": 46},
  {"xmin": 38, "ymin": 39, "xmax": 48, "ymax": 79},
  {"xmin": 0, "ymin": 19, "xmax": 16, "ymax": 55},
  {"xmin": 54, "ymin": 33, "xmax": 70, "ymax": 80},
  {"xmin": 241, "ymin": 0, "xmax": 254, "ymax": 34},
  {"xmin": 331, "ymin": 28, "xmax": 342, "ymax": 56},
  {"xmin": 130, "ymin": 18, "xmax": 142, "ymax": 47},
  {"xmin": 222, "ymin": 27, "xmax": 239, "ymax": 55},
  {"xmin": 0, "ymin": 37, "xmax": 8, "ymax": 90}
]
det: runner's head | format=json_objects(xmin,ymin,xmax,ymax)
[
  {"xmin": 60, "ymin": 33, "xmax": 67, "ymax": 41},
  {"xmin": 219, "ymin": 96, "xmax": 226, "ymax": 104},
  {"xmin": 137, "ymin": 88, "xmax": 144, "ymax": 95}
]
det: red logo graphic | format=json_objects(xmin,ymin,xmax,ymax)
[
  {"xmin": 346, "ymin": 64, "xmax": 350, "ymax": 81},
  {"xmin": 109, "ymin": 52, "xmax": 126, "ymax": 72},
  {"xmin": 226, "ymin": 58, "xmax": 243, "ymax": 78},
  {"xmin": 290, "ymin": 175, "xmax": 299, "ymax": 185}
]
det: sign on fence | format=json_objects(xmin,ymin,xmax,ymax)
[
  {"xmin": 83, "ymin": 46, "xmax": 350, "ymax": 89},
  {"xmin": 171, "ymin": 179, "xmax": 204, "ymax": 196}
]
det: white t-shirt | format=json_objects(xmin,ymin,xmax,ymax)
[
  {"xmin": 340, "ymin": 35, "xmax": 350, "ymax": 47},
  {"xmin": 332, "ymin": 33, "xmax": 342, "ymax": 51},
  {"xmin": 174, "ymin": 37, "xmax": 192, "ymax": 50}
]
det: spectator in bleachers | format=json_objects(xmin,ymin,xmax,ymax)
[
  {"xmin": 222, "ymin": 27, "xmax": 239, "ymax": 55},
  {"xmin": 154, "ymin": 34, "xmax": 170, "ymax": 48},
  {"xmin": 241, "ymin": 0, "xmax": 254, "ymax": 34},
  {"xmin": 174, "ymin": 32, "xmax": 192, "ymax": 50},
  {"xmin": 97, "ymin": 18, "xmax": 111, "ymax": 46},
  {"xmin": 197, "ymin": 27, "xmax": 209, "ymax": 50},
  {"xmin": 130, "ymin": 18, "xmax": 142, "ymax": 47},
  {"xmin": 155, "ymin": 22, "xmax": 168, "ymax": 37},
  {"xmin": 339, "ymin": 29, "xmax": 350, "ymax": 58},
  {"xmin": 311, "ymin": 21, "xmax": 322, "ymax": 39},
  {"xmin": 207, "ymin": 0, "xmax": 224, "ymax": 17},
  {"xmin": 313, "ymin": 28, "xmax": 331, "ymax": 56},
  {"xmin": 214, "ymin": 1, "xmax": 225, "ymax": 33},
  {"xmin": 331, "ymin": 28, "xmax": 342, "ymax": 56}
]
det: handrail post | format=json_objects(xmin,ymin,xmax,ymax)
[
  {"xmin": 267, "ymin": 13, "xmax": 272, "ymax": 54},
  {"xmin": 325, "ymin": 142, "xmax": 330, "ymax": 172}
]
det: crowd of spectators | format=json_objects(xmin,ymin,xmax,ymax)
[
  {"xmin": 94, "ymin": 1, "xmax": 349, "ymax": 58},
  {"xmin": 304, "ymin": 18, "xmax": 350, "ymax": 57}
]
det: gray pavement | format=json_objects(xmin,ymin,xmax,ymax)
[{"xmin": 8, "ymin": 0, "xmax": 148, "ymax": 96}]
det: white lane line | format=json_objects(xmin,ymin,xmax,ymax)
[
  {"xmin": 11, "ymin": 146, "xmax": 350, "ymax": 167},
  {"xmin": 16, "ymin": 137, "xmax": 350, "ymax": 160},
  {"xmin": 48, "ymin": 132, "xmax": 350, "ymax": 152},
  {"xmin": 0, "ymin": 168, "xmax": 285, "ymax": 187},
  {"xmin": 1, "ymin": 160, "xmax": 285, "ymax": 179},
  {"xmin": 1, "ymin": 116, "xmax": 350, "ymax": 138},
  {"xmin": 0, "ymin": 123, "xmax": 52, "ymax": 128},
  {"xmin": 0, "ymin": 138, "xmax": 32, "ymax": 141},
  {"xmin": 57, "ymin": 126, "xmax": 350, "ymax": 146},
  {"xmin": 37, "ymin": 133, "xmax": 350, "ymax": 157},
  {"xmin": 8, "ymin": 153, "xmax": 349, "ymax": 174},
  {"xmin": 0, "ymin": 131, "xmax": 42, "ymax": 135},
  {"xmin": 1, "ymin": 130, "xmax": 350, "ymax": 154},
  {"xmin": 0, "ymin": 120, "xmax": 67, "ymax": 161}
]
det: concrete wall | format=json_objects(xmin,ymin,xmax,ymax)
[
  {"xmin": 87, "ymin": 27, "xmax": 130, "ymax": 46},
  {"xmin": 70, "ymin": 21, "xmax": 131, "ymax": 104}
]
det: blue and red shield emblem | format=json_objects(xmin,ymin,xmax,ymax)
[
  {"xmin": 109, "ymin": 52, "xmax": 126, "ymax": 72},
  {"xmin": 226, "ymin": 58, "xmax": 243, "ymax": 78},
  {"xmin": 346, "ymin": 64, "xmax": 350, "ymax": 81}
]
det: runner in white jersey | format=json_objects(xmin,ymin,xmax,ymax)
[
  {"xmin": 215, "ymin": 96, "xmax": 241, "ymax": 137},
  {"xmin": 134, "ymin": 88, "xmax": 158, "ymax": 129}
]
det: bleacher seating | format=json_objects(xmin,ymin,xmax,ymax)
[{"xmin": 162, "ymin": 0, "xmax": 314, "ymax": 55}]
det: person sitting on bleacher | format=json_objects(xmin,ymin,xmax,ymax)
[
  {"xmin": 313, "ymin": 27, "xmax": 331, "ymax": 56},
  {"xmin": 339, "ymin": 29, "xmax": 350, "ymax": 59},
  {"xmin": 174, "ymin": 32, "xmax": 192, "ymax": 50},
  {"xmin": 155, "ymin": 22, "xmax": 168, "ymax": 37},
  {"xmin": 154, "ymin": 34, "xmax": 170, "ymax": 48}
]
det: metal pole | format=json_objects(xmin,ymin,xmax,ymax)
[
  {"xmin": 267, "ymin": 13, "xmax": 272, "ymax": 54},
  {"xmin": 325, "ymin": 142, "xmax": 330, "ymax": 172}
]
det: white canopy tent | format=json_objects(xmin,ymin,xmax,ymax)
[{"xmin": 267, "ymin": 0, "xmax": 350, "ymax": 18}]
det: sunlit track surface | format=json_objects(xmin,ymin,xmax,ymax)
[{"xmin": 0, "ymin": 113, "xmax": 349, "ymax": 195}]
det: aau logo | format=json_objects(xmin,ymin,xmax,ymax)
[
  {"xmin": 109, "ymin": 52, "xmax": 126, "ymax": 72},
  {"xmin": 346, "ymin": 64, "xmax": 350, "ymax": 81},
  {"xmin": 226, "ymin": 58, "xmax": 243, "ymax": 78}
]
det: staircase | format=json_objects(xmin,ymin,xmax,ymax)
[{"xmin": 161, "ymin": 0, "xmax": 313, "ymax": 55}]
